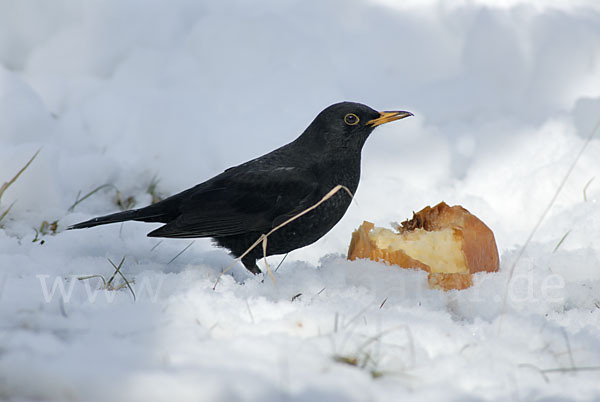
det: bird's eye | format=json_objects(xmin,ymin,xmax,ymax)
[{"xmin": 344, "ymin": 113, "xmax": 359, "ymax": 126}]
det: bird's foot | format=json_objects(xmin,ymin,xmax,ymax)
[{"xmin": 241, "ymin": 256, "xmax": 262, "ymax": 275}]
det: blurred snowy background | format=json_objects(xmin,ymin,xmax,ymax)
[{"xmin": 1, "ymin": 0, "xmax": 600, "ymax": 401}]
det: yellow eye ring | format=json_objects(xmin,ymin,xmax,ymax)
[{"xmin": 344, "ymin": 113, "xmax": 359, "ymax": 126}]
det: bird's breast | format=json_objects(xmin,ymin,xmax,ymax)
[{"xmin": 315, "ymin": 157, "xmax": 361, "ymax": 195}]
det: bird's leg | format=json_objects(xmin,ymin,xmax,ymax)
[{"xmin": 241, "ymin": 255, "xmax": 262, "ymax": 275}]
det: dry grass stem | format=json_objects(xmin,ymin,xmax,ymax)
[
  {"xmin": 334, "ymin": 312, "xmax": 339, "ymax": 333},
  {"xmin": 561, "ymin": 328, "xmax": 576, "ymax": 370},
  {"xmin": 68, "ymin": 184, "xmax": 116, "ymax": 212},
  {"xmin": 518, "ymin": 363, "xmax": 550, "ymax": 382},
  {"xmin": 518, "ymin": 362, "xmax": 600, "ymax": 383},
  {"xmin": 540, "ymin": 366, "xmax": 600, "ymax": 374},
  {"xmin": 147, "ymin": 175, "xmax": 164, "ymax": 204},
  {"xmin": 106, "ymin": 256, "xmax": 136, "ymax": 301},
  {"xmin": 333, "ymin": 325, "xmax": 411, "ymax": 379},
  {"xmin": 245, "ymin": 300, "xmax": 255, "ymax": 323},
  {"xmin": 0, "ymin": 150, "xmax": 40, "ymax": 223},
  {"xmin": 78, "ymin": 257, "xmax": 136, "ymax": 302},
  {"xmin": 150, "ymin": 240, "xmax": 163, "ymax": 252},
  {"xmin": 78, "ymin": 274, "xmax": 106, "ymax": 285},
  {"xmin": 115, "ymin": 190, "xmax": 136, "ymax": 210},
  {"xmin": 261, "ymin": 234, "xmax": 276, "ymax": 285},
  {"xmin": 0, "ymin": 201, "xmax": 16, "ymax": 226},
  {"xmin": 0, "ymin": 149, "xmax": 40, "ymax": 202},
  {"xmin": 583, "ymin": 177, "xmax": 595, "ymax": 202},
  {"xmin": 552, "ymin": 230, "xmax": 571, "ymax": 253},
  {"xmin": 379, "ymin": 297, "xmax": 388, "ymax": 309},
  {"xmin": 32, "ymin": 220, "xmax": 59, "ymax": 243},
  {"xmin": 274, "ymin": 253, "xmax": 289, "ymax": 272},
  {"xmin": 167, "ymin": 240, "xmax": 195, "ymax": 265},
  {"xmin": 498, "ymin": 117, "xmax": 600, "ymax": 333}
]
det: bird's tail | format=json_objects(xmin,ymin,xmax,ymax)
[{"xmin": 68, "ymin": 207, "xmax": 167, "ymax": 230}]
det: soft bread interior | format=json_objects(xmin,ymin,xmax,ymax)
[{"xmin": 368, "ymin": 227, "xmax": 468, "ymax": 274}]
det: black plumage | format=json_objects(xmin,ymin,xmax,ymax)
[{"xmin": 68, "ymin": 102, "xmax": 412, "ymax": 273}]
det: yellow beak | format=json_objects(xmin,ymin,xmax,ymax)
[{"xmin": 367, "ymin": 110, "xmax": 413, "ymax": 127}]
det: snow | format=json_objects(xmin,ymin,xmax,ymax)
[{"xmin": 1, "ymin": 0, "xmax": 600, "ymax": 400}]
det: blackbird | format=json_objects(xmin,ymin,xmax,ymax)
[{"xmin": 69, "ymin": 102, "xmax": 412, "ymax": 274}]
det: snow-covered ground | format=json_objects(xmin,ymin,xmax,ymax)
[{"xmin": 1, "ymin": 0, "xmax": 600, "ymax": 400}]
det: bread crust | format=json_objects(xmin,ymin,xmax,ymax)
[{"xmin": 347, "ymin": 202, "xmax": 499, "ymax": 290}]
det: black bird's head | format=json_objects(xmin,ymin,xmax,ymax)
[{"xmin": 298, "ymin": 101, "xmax": 413, "ymax": 153}]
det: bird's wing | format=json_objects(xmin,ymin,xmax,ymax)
[{"xmin": 147, "ymin": 167, "xmax": 321, "ymax": 238}]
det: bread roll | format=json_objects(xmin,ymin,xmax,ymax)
[{"xmin": 347, "ymin": 202, "xmax": 499, "ymax": 290}]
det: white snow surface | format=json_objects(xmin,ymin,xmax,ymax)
[{"xmin": 1, "ymin": 1, "xmax": 600, "ymax": 401}]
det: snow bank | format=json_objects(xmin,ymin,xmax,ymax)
[{"xmin": 1, "ymin": 0, "xmax": 600, "ymax": 401}]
